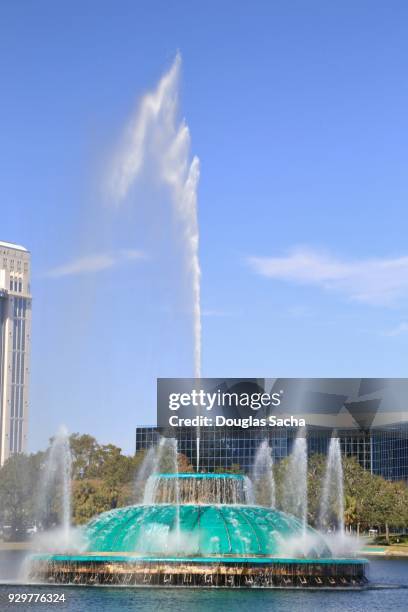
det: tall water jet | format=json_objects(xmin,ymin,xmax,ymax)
[
  {"xmin": 148, "ymin": 437, "xmax": 181, "ymax": 546},
  {"xmin": 196, "ymin": 435, "xmax": 200, "ymax": 473},
  {"xmin": 39, "ymin": 426, "xmax": 72, "ymax": 546},
  {"xmin": 134, "ymin": 445, "xmax": 158, "ymax": 502},
  {"xmin": 143, "ymin": 437, "xmax": 166, "ymax": 504},
  {"xmin": 143, "ymin": 437, "xmax": 180, "ymax": 509},
  {"xmin": 283, "ymin": 431, "xmax": 308, "ymax": 531},
  {"xmin": 319, "ymin": 437, "xmax": 345, "ymax": 535},
  {"xmin": 252, "ymin": 440, "xmax": 275, "ymax": 507},
  {"xmin": 108, "ymin": 53, "xmax": 201, "ymax": 379},
  {"xmin": 168, "ymin": 438, "xmax": 181, "ymax": 546},
  {"xmin": 108, "ymin": 54, "xmax": 202, "ymax": 472}
]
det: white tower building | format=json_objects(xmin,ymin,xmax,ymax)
[{"xmin": 0, "ymin": 241, "xmax": 32, "ymax": 465}]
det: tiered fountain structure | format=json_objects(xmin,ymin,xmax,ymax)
[{"xmin": 29, "ymin": 468, "xmax": 367, "ymax": 588}]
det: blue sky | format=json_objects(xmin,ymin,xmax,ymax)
[{"xmin": 1, "ymin": 1, "xmax": 408, "ymax": 454}]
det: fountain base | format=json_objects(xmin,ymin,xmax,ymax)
[{"xmin": 29, "ymin": 555, "xmax": 368, "ymax": 589}]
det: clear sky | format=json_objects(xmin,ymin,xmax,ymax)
[{"xmin": 1, "ymin": 1, "xmax": 407, "ymax": 454}]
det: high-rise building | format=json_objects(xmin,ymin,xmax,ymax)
[{"xmin": 0, "ymin": 241, "xmax": 32, "ymax": 465}]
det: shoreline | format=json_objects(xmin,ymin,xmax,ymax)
[
  {"xmin": 0, "ymin": 542, "xmax": 32, "ymax": 551},
  {"xmin": 360, "ymin": 546, "xmax": 408, "ymax": 558}
]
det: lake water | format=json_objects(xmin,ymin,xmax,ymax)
[{"xmin": 0, "ymin": 552, "xmax": 407, "ymax": 611}]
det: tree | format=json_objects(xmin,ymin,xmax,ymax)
[
  {"xmin": 69, "ymin": 434, "xmax": 103, "ymax": 479},
  {"xmin": 0, "ymin": 453, "xmax": 44, "ymax": 539},
  {"xmin": 72, "ymin": 479, "xmax": 133, "ymax": 524},
  {"xmin": 344, "ymin": 495, "xmax": 357, "ymax": 530}
]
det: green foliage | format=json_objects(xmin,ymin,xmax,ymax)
[
  {"xmin": 72, "ymin": 479, "xmax": 134, "ymax": 524},
  {"xmin": 68, "ymin": 434, "xmax": 144, "ymax": 484},
  {"xmin": 374, "ymin": 533, "xmax": 408, "ymax": 545},
  {"xmin": 0, "ymin": 452, "xmax": 44, "ymax": 539},
  {"xmin": 213, "ymin": 463, "xmax": 243, "ymax": 474},
  {"xmin": 68, "ymin": 434, "xmax": 147, "ymax": 521},
  {"xmin": 272, "ymin": 453, "xmax": 408, "ymax": 533}
]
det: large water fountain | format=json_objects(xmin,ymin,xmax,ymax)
[{"xmin": 28, "ymin": 435, "xmax": 368, "ymax": 588}]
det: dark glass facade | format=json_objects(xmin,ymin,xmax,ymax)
[
  {"xmin": 135, "ymin": 424, "xmax": 408, "ymax": 482},
  {"xmin": 370, "ymin": 427, "xmax": 408, "ymax": 480},
  {"xmin": 135, "ymin": 426, "xmax": 291, "ymax": 472}
]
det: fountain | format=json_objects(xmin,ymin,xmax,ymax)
[
  {"xmin": 108, "ymin": 54, "xmax": 203, "ymax": 473},
  {"xmin": 134, "ymin": 446, "xmax": 158, "ymax": 503},
  {"xmin": 37, "ymin": 425, "xmax": 72, "ymax": 547},
  {"xmin": 29, "ymin": 442, "xmax": 367, "ymax": 588},
  {"xmin": 142, "ymin": 437, "xmax": 179, "ymax": 504},
  {"xmin": 282, "ymin": 433, "xmax": 308, "ymax": 532},
  {"xmin": 319, "ymin": 437, "xmax": 345, "ymax": 536},
  {"xmin": 252, "ymin": 440, "xmax": 275, "ymax": 507}
]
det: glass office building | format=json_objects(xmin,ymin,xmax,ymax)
[
  {"xmin": 370, "ymin": 426, "xmax": 408, "ymax": 480},
  {"xmin": 135, "ymin": 423, "xmax": 408, "ymax": 482},
  {"xmin": 135, "ymin": 425, "xmax": 291, "ymax": 472}
]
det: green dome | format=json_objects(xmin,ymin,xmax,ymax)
[{"xmin": 84, "ymin": 504, "xmax": 332, "ymax": 559}]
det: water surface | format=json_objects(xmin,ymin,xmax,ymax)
[{"xmin": 0, "ymin": 552, "xmax": 407, "ymax": 611}]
